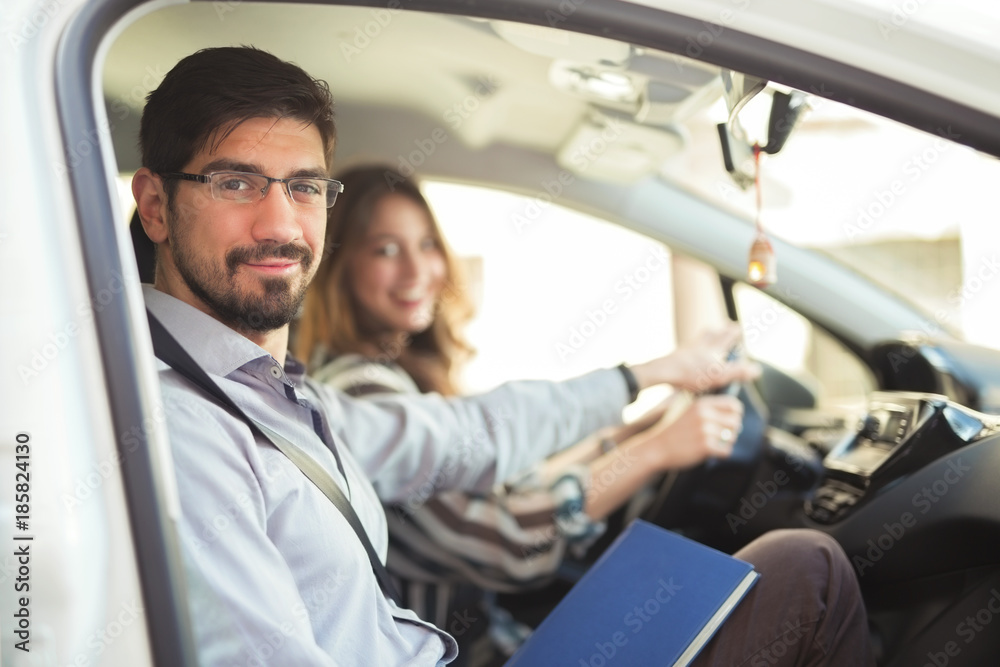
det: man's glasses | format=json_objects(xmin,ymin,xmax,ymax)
[{"xmin": 160, "ymin": 171, "xmax": 344, "ymax": 209}]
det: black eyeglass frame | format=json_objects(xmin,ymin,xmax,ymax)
[{"xmin": 159, "ymin": 171, "xmax": 345, "ymax": 209}]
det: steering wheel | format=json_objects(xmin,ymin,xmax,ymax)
[
  {"xmin": 636, "ymin": 347, "xmax": 771, "ymax": 551},
  {"xmin": 501, "ymin": 349, "xmax": 773, "ymax": 621}
]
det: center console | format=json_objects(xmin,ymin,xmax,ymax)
[{"xmin": 805, "ymin": 391, "xmax": 999, "ymax": 524}]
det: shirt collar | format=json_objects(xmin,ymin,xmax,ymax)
[
  {"xmin": 284, "ymin": 354, "xmax": 308, "ymax": 384},
  {"xmin": 143, "ymin": 284, "xmax": 275, "ymax": 378}
]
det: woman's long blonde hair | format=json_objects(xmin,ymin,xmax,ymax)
[{"xmin": 296, "ymin": 165, "xmax": 475, "ymax": 395}]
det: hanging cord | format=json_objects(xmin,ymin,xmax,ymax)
[
  {"xmin": 747, "ymin": 142, "xmax": 776, "ymax": 287},
  {"xmin": 754, "ymin": 143, "xmax": 763, "ymax": 234}
]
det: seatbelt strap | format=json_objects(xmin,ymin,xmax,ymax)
[{"xmin": 146, "ymin": 310, "xmax": 401, "ymax": 604}]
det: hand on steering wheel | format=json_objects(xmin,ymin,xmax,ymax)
[
  {"xmin": 642, "ymin": 390, "xmax": 746, "ymax": 470},
  {"xmin": 630, "ymin": 323, "xmax": 760, "ymax": 395},
  {"xmin": 706, "ymin": 344, "xmax": 747, "ymax": 399}
]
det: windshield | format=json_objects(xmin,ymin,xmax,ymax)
[{"xmin": 665, "ymin": 87, "xmax": 1000, "ymax": 351}]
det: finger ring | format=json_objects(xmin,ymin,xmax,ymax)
[{"xmin": 719, "ymin": 427, "xmax": 734, "ymax": 443}]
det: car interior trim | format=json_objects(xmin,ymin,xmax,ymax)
[{"xmin": 56, "ymin": 0, "xmax": 199, "ymax": 665}]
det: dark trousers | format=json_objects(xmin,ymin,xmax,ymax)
[{"xmin": 693, "ymin": 529, "xmax": 875, "ymax": 667}]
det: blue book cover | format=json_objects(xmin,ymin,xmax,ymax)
[{"xmin": 506, "ymin": 519, "xmax": 759, "ymax": 667}]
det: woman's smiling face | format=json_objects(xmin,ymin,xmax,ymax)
[{"xmin": 347, "ymin": 193, "xmax": 448, "ymax": 337}]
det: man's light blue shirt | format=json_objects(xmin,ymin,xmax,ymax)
[{"xmin": 144, "ymin": 285, "xmax": 628, "ymax": 665}]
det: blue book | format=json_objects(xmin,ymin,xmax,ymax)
[{"xmin": 506, "ymin": 520, "xmax": 759, "ymax": 667}]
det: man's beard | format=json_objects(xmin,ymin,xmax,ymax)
[{"xmin": 168, "ymin": 207, "xmax": 315, "ymax": 334}]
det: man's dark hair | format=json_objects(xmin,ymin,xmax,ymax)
[{"xmin": 139, "ymin": 46, "xmax": 336, "ymax": 189}]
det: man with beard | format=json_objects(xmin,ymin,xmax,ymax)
[{"xmin": 132, "ymin": 46, "xmax": 873, "ymax": 667}]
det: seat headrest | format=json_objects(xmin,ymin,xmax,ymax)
[{"xmin": 129, "ymin": 209, "xmax": 156, "ymax": 284}]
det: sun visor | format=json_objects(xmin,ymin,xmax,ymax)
[{"xmin": 557, "ymin": 112, "xmax": 685, "ymax": 184}]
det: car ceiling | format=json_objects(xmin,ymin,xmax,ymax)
[{"xmin": 104, "ymin": 3, "xmax": 721, "ymax": 185}]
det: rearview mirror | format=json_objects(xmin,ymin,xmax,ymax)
[
  {"xmin": 718, "ymin": 78, "xmax": 809, "ymax": 190},
  {"xmin": 720, "ymin": 70, "xmax": 767, "ymax": 123},
  {"xmin": 761, "ymin": 90, "xmax": 809, "ymax": 155}
]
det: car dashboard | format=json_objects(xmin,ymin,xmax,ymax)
[
  {"xmin": 796, "ymin": 338, "xmax": 1000, "ymax": 524},
  {"xmin": 806, "ymin": 390, "xmax": 1000, "ymax": 525},
  {"xmin": 871, "ymin": 338, "xmax": 1000, "ymax": 415}
]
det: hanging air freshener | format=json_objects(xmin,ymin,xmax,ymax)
[
  {"xmin": 748, "ymin": 143, "xmax": 776, "ymax": 287},
  {"xmin": 748, "ymin": 232, "xmax": 775, "ymax": 287}
]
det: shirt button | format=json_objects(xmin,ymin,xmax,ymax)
[{"xmin": 270, "ymin": 366, "xmax": 282, "ymax": 379}]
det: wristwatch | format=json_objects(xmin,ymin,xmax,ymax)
[{"xmin": 616, "ymin": 363, "xmax": 639, "ymax": 403}]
